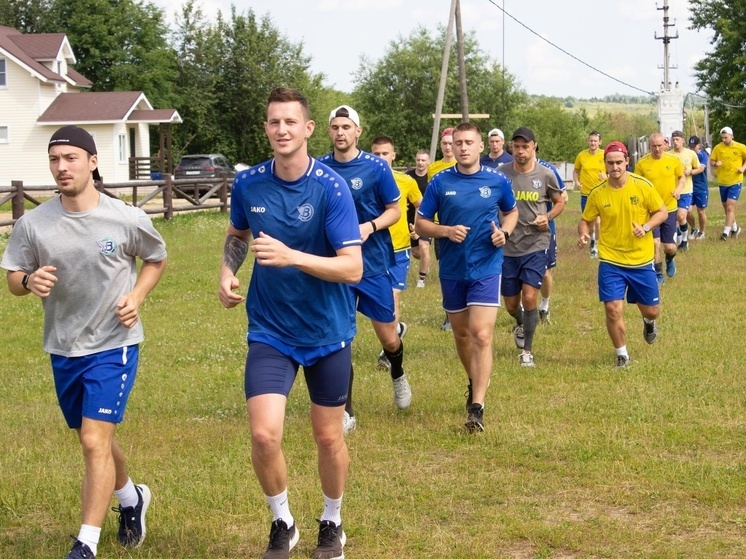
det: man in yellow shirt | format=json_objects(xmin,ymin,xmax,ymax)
[
  {"xmin": 573, "ymin": 131, "xmax": 606, "ymax": 257},
  {"xmin": 633, "ymin": 132, "xmax": 684, "ymax": 284},
  {"xmin": 578, "ymin": 142, "xmax": 667, "ymax": 369},
  {"xmin": 370, "ymin": 135, "xmax": 422, "ymax": 370},
  {"xmin": 709, "ymin": 126, "xmax": 746, "ymax": 240},
  {"xmin": 670, "ymin": 130, "xmax": 705, "ymax": 251}
]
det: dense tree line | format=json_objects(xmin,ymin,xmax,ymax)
[{"xmin": 4, "ymin": 0, "xmax": 726, "ymax": 165}]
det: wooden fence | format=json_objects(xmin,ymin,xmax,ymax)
[{"xmin": 0, "ymin": 175, "xmax": 232, "ymax": 228}]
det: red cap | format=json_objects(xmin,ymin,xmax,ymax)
[{"xmin": 604, "ymin": 141, "xmax": 628, "ymax": 156}]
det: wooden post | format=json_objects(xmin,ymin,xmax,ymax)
[
  {"xmin": 430, "ymin": 0, "xmax": 458, "ymax": 161},
  {"xmin": 219, "ymin": 174, "xmax": 228, "ymax": 213},
  {"xmin": 11, "ymin": 181, "xmax": 24, "ymax": 220},
  {"xmin": 455, "ymin": 0, "xmax": 469, "ymax": 122},
  {"xmin": 164, "ymin": 174, "xmax": 173, "ymax": 220}
]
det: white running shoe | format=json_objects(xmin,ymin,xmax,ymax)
[
  {"xmin": 342, "ymin": 411, "xmax": 356, "ymax": 435},
  {"xmin": 393, "ymin": 373, "xmax": 412, "ymax": 409}
]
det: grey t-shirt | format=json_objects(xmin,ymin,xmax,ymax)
[
  {"xmin": 500, "ymin": 163, "xmax": 561, "ymax": 256},
  {"xmin": 1, "ymin": 194, "xmax": 167, "ymax": 357}
]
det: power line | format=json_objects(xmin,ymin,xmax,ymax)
[{"xmin": 484, "ymin": 0, "xmax": 655, "ymax": 96}]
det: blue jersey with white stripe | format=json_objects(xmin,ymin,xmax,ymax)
[
  {"xmin": 319, "ymin": 150, "xmax": 401, "ymax": 276},
  {"xmin": 418, "ymin": 165, "xmax": 517, "ymax": 281},
  {"xmin": 231, "ymin": 157, "xmax": 362, "ymax": 348}
]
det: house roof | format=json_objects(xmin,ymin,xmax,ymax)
[
  {"xmin": 38, "ymin": 91, "xmax": 182, "ymax": 124},
  {"xmin": 0, "ymin": 25, "xmax": 92, "ymax": 87}
]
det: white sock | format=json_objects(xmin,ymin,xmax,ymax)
[
  {"xmin": 320, "ymin": 493, "xmax": 343, "ymax": 526},
  {"xmin": 77, "ymin": 524, "xmax": 101, "ymax": 556},
  {"xmin": 539, "ymin": 297, "xmax": 550, "ymax": 312},
  {"xmin": 724, "ymin": 226, "xmax": 732, "ymax": 235},
  {"xmin": 615, "ymin": 346, "xmax": 628, "ymax": 358},
  {"xmin": 266, "ymin": 489, "xmax": 294, "ymax": 527},
  {"xmin": 643, "ymin": 317, "xmax": 655, "ymax": 324},
  {"xmin": 114, "ymin": 478, "xmax": 139, "ymax": 509},
  {"xmin": 682, "ymin": 230, "xmax": 689, "ymax": 241}
]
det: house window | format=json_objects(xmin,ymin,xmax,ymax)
[
  {"xmin": 118, "ymin": 134, "xmax": 126, "ymax": 163},
  {"xmin": 0, "ymin": 126, "xmax": 8, "ymax": 143},
  {"xmin": 0, "ymin": 60, "xmax": 6, "ymax": 87}
]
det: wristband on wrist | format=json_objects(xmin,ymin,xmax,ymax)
[
  {"xmin": 500, "ymin": 228, "xmax": 510, "ymax": 241},
  {"xmin": 370, "ymin": 220, "xmax": 377, "ymax": 232},
  {"xmin": 21, "ymin": 273, "xmax": 31, "ymax": 291}
]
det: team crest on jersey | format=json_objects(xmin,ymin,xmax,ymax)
[
  {"xmin": 316, "ymin": 169, "xmax": 324, "ymax": 177},
  {"xmin": 298, "ymin": 203, "xmax": 314, "ymax": 222},
  {"xmin": 350, "ymin": 177, "xmax": 363, "ymax": 190},
  {"xmin": 479, "ymin": 186, "xmax": 491, "ymax": 198},
  {"xmin": 532, "ymin": 180, "xmax": 542, "ymax": 189},
  {"xmin": 629, "ymin": 196, "xmax": 639, "ymax": 205},
  {"xmin": 97, "ymin": 237, "xmax": 117, "ymax": 255}
]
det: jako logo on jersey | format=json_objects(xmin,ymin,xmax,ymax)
[
  {"xmin": 532, "ymin": 180, "xmax": 542, "ymax": 189},
  {"xmin": 97, "ymin": 237, "xmax": 117, "ymax": 255},
  {"xmin": 251, "ymin": 206, "xmax": 266, "ymax": 213},
  {"xmin": 350, "ymin": 178, "xmax": 363, "ymax": 190},
  {"xmin": 98, "ymin": 408, "xmax": 113, "ymax": 414},
  {"xmin": 479, "ymin": 186, "xmax": 491, "ymax": 198},
  {"xmin": 298, "ymin": 204, "xmax": 314, "ymax": 222},
  {"xmin": 445, "ymin": 190, "xmax": 457, "ymax": 196},
  {"xmin": 515, "ymin": 191, "xmax": 540, "ymax": 202}
]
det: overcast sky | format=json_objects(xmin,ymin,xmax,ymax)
[{"xmin": 154, "ymin": 0, "xmax": 712, "ymax": 99}]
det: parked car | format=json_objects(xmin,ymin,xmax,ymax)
[
  {"xmin": 173, "ymin": 154, "xmax": 237, "ymax": 198},
  {"xmin": 174, "ymin": 154, "xmax": 237, "ymax": 180}
]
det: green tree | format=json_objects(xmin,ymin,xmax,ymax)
[
  {"xmin": 690, "ymin": 0, "xmax": 746, "ymax": 136},
  {"xmin": 0, "ymin": 0, "xmax": 55, "ymax": 32},
  {"xmin": 351, "ymin": 26, "xmax": 527, "ymax": 164},
  {"xmin": 509, "ymin": 98, "xmax": 587, "ymax": 161}
]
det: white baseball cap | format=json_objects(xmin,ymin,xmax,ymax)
[
  {"xmin": 487, "ymin": 128, "xmax": 504, "ymax": 139},
  {"xmin": 329, "ymin": 105, "xmax": 360, "ymax": 126},
  {"xmin": 721, "ymin": 126, "xmax": 733, "ymax": 135}
]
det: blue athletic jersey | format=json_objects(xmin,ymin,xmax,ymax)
[
  {"xmin": 539, "ymin": 158, "xmax": 566, "ymax": 235},
  {"xmin": 692, "ymin": 149, "xmax": 709, "ymax": 192},
  {"xmin": 418, "ymin": 165, "xmax": 517, "ymax": 281},
  {"xmin": 319, "ymin": 150, "xmax": 400, "ymax": 276},
  {"xmin": 230, "ymin": 157, "xmax": 362, "ymax": 348},
  {"xmin": 480, "ymin": 151, "xmax": 514, "ymax": 168}
]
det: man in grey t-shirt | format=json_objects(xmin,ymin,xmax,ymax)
[
  {"xmin": 500, "ymin": 127, "xmax": 565, "ymax": 367},
  {"xmin": 1, "ymin": 126, "xmax": 167, "ymax": 559}
]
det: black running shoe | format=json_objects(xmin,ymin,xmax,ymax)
[
  {"xmin": 263, "ymin": 519, "xmax": 299, "ymax": 559},
  {"xmin": 65, "ymin": 538, "xmax": 95, "ymax": 559},
  {"xmin": 313, "ymin": 519, "xmax": 346, "ymax": 559},
  {"xmin": 113, "ymin": 484, "xmax": 151, "ymax": 547},
  {"xmin": 465, "ymin": 403, "xmax": 485, "ymax": 433}
]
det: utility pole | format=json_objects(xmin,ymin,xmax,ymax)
[
  {"xmin": 429, "ymin": 0, "xmax": 458, "ymax": 161},
  {"xmin": 655, "ymin": 0, "xmax": 683, "ymax": 138},
  {"xmin": 455, "ymin": 0, "xmax": 469, "ymax": 123},
  {"xmin": 655, "ymin": 0, "xmax": 678, "ymax": 91}
]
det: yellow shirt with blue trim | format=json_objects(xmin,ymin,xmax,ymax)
[
  {"xmin": 670, "ymin": 148, "xmax": 699, "ymax": 194},
  {"xmin": 633, "ymin": 152, "xmax": 683, "ymax": 212},
  {"xmin": 582, "ymin": 173, "xmax": 665, "ymax": 267},
  {"xmin": 427, "ymin": 158, "xmax": 456, "ymax": 182},
  {"xmin": 710, "ymin": 140, "xmax": 746, "ymax": 186},
  {"xmin": 390, "ymin": 170, "xmax": 422, "ymax": 252}
]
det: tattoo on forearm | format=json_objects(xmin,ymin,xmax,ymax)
[{"xmin": 224, "ymin": 234, "xmax": 249, "ymax": 274}]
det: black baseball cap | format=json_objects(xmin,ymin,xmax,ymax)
[
  {"xmin": 511, "ymin": 126, "xmax": 536, "ymax": 143},
  {"xmin": 48, "ymin": 125, "xmax": 102, "ymax": 181},
  {"xmin": 671, "ymin": 130, "xmax": 685, "ymax": 139},
  {"xmin": 688, "ymin": 135, "xmax": 700, "ymax": 146}
]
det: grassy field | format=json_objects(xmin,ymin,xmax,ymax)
[{"xmin": 1, "ymin": 194, "xmax": 744, "ymax": 558}]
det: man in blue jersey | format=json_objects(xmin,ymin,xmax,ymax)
[
  {"xmin": 480, "ymin": 128, "xmax": 514, "ymax": 168},
  {"xmin": 416, "ymin": 122, "xmax": 518, "ymax": 433},
  {"xmin": 500, "ymin": 127, "xmax": 566, "ymax": 368},
  {"xmin": 219, "ymin": 88, "xmax": 363, "ymax": 559},
  {"xmin": 320, "ymin": 105, "xmax": 410, "ymax": 434},
  {"xmin": 687, "ymin": 136, "xmax": 710, "ymax": 240}
]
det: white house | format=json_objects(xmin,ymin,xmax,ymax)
[{"xmin": 0, "ymin": 25, "xmax": 181, "ymax": 186}]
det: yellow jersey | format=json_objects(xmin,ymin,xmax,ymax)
[
  {"xmin": 390, "ymin": 170, "xmax": 422, "ymax": 252},
  {"xmin": 633, "ymin": 152, "xmax": 683, "ymax": 212},
  {"xmin": 574, "ymin": 149, "xmax": 606, "ymax": 196},
  {"xmin": 670, "ymin": 148, "xmax": 699, "ymax": 194},
  {"xmin": 710, "ymin": 140, "xmax": 746, "ymax": 186},
  {"xmin": 583, "ymin": 173, "xmax": 665, "ymax": 267},
  {"xmin": 427, "ymin": 158, "xmax": 456, "ymax": 182}
]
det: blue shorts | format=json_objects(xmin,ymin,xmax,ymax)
[
  {"xmin": 245, "ymin": 342, "xmax": 351, "ymax": 407},
  {"xmin": 719, "ymin": 184, "xmax": 742, "ymax": 203},
  {"xmin": 598, "ymin": 262, "xmax": 660, "ymax": 306},
  {"xmin": 692, "ymin": 188, "xmax": 708, "ymax": 209},
  {"xmin": 501, "ymin": 250, "xmax": 547, "ymax": 296},
  {"xmin": 441, "ymin": 275, "xmax": 501, "ymax": 312},
  {"xmin": 390, "ymin": 250, "xmax": 411, "ymax": 291},
  {"xmin": 580, "ymin": 195, "xmax": 588, "ymax": 212},
  {"xmin": 349, "ymin": 273, "xmax": 396, "ymax": 323},
  {"xmin": 547, "ymin": 232, "xmax": 558, "ymax": 270},
  {"xmin": 652, "ymin": 211, "xmax": 677, "ymax": 243},
  {"xmin": 677, "ymin": 193, "xmax": 692, "ymax": 210},
  {"xmin": 51, "ymin": 345, "xmax": 139, "ymax": 429}
]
